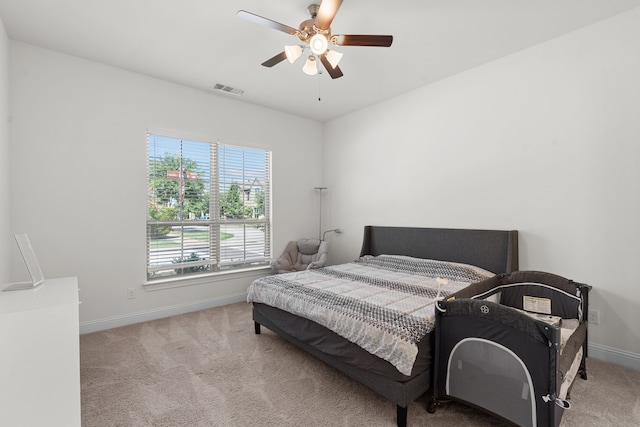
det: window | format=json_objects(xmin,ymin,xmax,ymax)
[{"xmin": 146, "ymin": 133, "xmax": 271, "ymax": 281}]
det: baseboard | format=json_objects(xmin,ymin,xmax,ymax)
[
  {"xmin": 588, "ymin": 342, "xmax": 640, "ymax": 371},
  {"xmin": 79, "ymin": 292, "xmax": 248, "ymax": 334}
]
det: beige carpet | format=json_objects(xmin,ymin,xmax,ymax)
[{"xmin": 80, "ymin": 302, "xmax": 640, "ymax": 426}]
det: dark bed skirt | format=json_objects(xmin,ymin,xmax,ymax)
[{"xmin": 253, "ymin": 302, "xmax": 433, "ymax": 408}]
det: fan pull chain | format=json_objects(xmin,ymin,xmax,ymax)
[{"xmin": 317, "ymin": 70, "xmax": 322, "ymax": 102}]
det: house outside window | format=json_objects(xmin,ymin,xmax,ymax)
[{"xmin": 146, "ymin": 133, "xmax": 271, "ymax": 281}]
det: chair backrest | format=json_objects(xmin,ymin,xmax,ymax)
[
  {"xmin": 294, "ymin": 238, "xmax": 323, "ymax": 269},
  {"xmin": 296, "ymin": 238, "xmax": 321, "ymax": 255},
  {"xmin": 271, "ymin": 238, "xmax": 329, "ymax": 273}
]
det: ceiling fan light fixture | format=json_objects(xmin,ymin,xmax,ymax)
[
  {"xmin": 238, "ymin": 5, "xmax": 394, "ymax": 80},
  {"xmin": 310, "ymin": 33, "xmax": 328, "ymax": 55},
  {"xmin": 284, "ymin": 45, "xmax": 303, "ymax": 63},
  {"xmin": 325, "ymin": 49, "xmax": 343, "ymax": 69},
  {"xmin": 302, "ymin": 55, "xmax": 318, "ymax": 75}
]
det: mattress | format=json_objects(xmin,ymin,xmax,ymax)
[{"xmin": 248, "ymin": 255, "xmax": 494, "ymax": 376}]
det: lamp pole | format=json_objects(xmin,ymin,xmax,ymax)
[{"xmin": 314, "ymin": 187, "xmax": 327, "ymax": 240}]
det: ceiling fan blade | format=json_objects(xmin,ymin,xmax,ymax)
[
  {"xmin": 237, "ymin": 10, "xmax": 298, "ymax": 35},
  {"xmin": 261, "ymin": 52, "xmax": 287, "ymax": 67},
  {"xmin": 333, "ymin": 34, "xmax": 393, "ymax": 47},
  {"xmin": 319, "ymin": 54, "xmax": 344, "ymax": 79},
  {"xmin": 315, "ymin": 0, "xmax": 343, "ymax": 31}
]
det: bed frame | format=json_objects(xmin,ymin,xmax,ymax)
[{"xmin": 252, "ymin": 225, "xmax": 519, "ymax": 426}]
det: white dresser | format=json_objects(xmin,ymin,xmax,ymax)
[{"xmin": 0, "ymin": 277, "xmax": 81, "ymax": 427}]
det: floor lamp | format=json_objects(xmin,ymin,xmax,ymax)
[{"xmin": 314, "ymin": 186, "xmax": 326, "ymax": 240}]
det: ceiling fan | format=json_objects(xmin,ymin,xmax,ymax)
[{"xmin": 237, "ymin": 0, "xmax": 393, "ymax": 79}]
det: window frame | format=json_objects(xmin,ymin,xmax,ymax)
[{"xmin": 145, "ymin": 132, "xmax": 272, "ymax": 284}]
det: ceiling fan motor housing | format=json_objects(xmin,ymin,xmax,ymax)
[{"xmin": 298, "ymin": 4, "xmax": 329, "ymax": 44}]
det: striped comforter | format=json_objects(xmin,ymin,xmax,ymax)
[{"xmin": 247, "ymin": 255, "xmax": 494, "ymax": 375}]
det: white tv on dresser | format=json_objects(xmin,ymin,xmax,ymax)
[{"xmin": 0, "ymin": 277, "xmax": 81, "ymax": 427}]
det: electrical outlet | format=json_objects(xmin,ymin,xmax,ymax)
[
  {"xmin": 588, "ymin": 309, "xmax": 600, "ymax": 325},
  {"xmin": 127, "ymin": 288, "xmax": 136, "ymax": 299}
]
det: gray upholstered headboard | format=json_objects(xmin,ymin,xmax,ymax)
[{"xmin": 359, "ymin": 225, "xmax": 518, "ymax": 274}]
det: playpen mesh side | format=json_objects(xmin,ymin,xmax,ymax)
[
  {"xmin": 447, "ymin": 338, "xmax": 536, "ymax": 427},
  {"xmin": 435, "ymin": 298, "xmax": 561, "ymax": 427},
  {"xmin": 434, "ymin": 271, "xmax": 591, "ymax": 427}
]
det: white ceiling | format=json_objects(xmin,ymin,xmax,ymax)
[{"xmin": 1, "ymin": 0, "xmax": 639, "ymax": 122}]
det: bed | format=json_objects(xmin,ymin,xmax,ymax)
[
  {"xmin": 248, "ymin": 225, "xmax": 519, "ymax": 427},
  {"xmin": 432, "ymin": 271, "xmax": 591, "ymax": 427}
]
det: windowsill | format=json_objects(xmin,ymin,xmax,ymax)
[{"xmin": 143, "ymin": 265, "xmax": 272, "ymax": 292}]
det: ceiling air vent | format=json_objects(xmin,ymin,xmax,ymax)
[{"xmin": 212, "ymin": 83, "xmax": 244, "ymax": 96}]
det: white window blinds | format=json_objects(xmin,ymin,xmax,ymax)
[{"xmin": 147, "ymin": 134, "xmax": 271, "ymax": 280}]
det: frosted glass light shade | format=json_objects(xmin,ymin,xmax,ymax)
[
  {"xmin": 310, "ymin": 34, "xmax": 328, "ymax": 55},
  {"xmin": 325, "ymin": 50, "xmax": 343, "ymax": 69},
  {"xmin": 285, "ymin": 45, "xmax": 303, "ymax": 64},
  {"xmin": 302, "ymin": 56, "xmax": 318, "ymax": 75}
]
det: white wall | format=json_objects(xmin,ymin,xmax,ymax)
[
  {"xmin": 0, "ymin": 17, "xmax": 9, "ymax": 284},
  {"xmin": 324, "ymin": 9, "xmax": 640, "ymax": 367},
  {"xmin": 6, "ymin": 7, "xmax": 639, "ymax": 369},
  {"xmin": 9, "ymin": 42, "xmax": 323, "ymax": 330}
]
